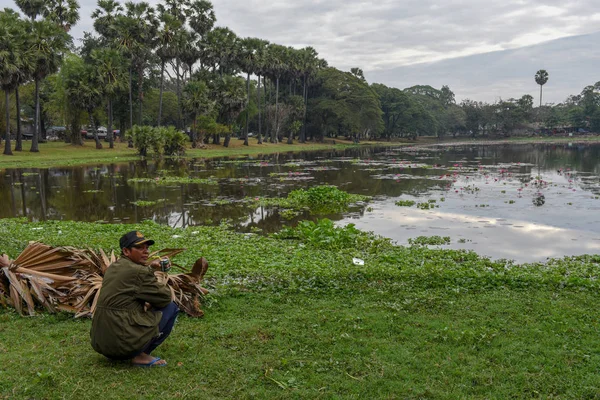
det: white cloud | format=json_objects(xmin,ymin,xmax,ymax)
[{"xmin": 1, "ymin": 0, "xmax": 598, "ymax": 102}]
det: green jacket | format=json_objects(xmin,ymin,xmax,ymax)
[{"xmin": 90, "ymin": 257, "xmax": 172, "ymax": 359}]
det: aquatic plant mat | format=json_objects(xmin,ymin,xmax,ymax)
[{"xmin": 0, "ymin": 219, "xmax": 599, "ymax": 398}]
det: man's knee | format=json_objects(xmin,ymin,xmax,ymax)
[
  {"xmin": 163, "ymin": 302, "xmax": 179, "ymax": 320},
  {"xmin": 168, "ymin": 301, "xmax": 179, "ymax": 314}
]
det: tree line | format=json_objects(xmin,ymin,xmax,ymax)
[{"xmin": 1, "ymin": 0, "xmax": 600, "ymax": 156}]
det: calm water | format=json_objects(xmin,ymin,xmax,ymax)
[{"xmin": 2, "ymin": 142, "xmax": 600, "ymax": 262}]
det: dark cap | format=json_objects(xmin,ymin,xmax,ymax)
[{"xmin": 119, "ymin": 231, "xmax": 155, "ymax": 250}]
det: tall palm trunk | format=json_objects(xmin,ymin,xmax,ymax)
[
  {"xmin": 15, "ymin": 87, "xmax": 22, "ymax": 151},
  {"xmin": 158, "ymin": 60, "xmax": 165, "ymax": 126},
  {"xmin": 29, "ymin": 79, "xmax": 40, "ymax": 152},
  {"xmin": 176, "ymin": 58, "xmax": 182, "ymax": 129},
  {"xmin": 539, "ymin": 85, "xmax": 543, "ymax": 107},
  {"xmin": 4, "ymin": 91, "xmax": 13, "ymax": 155},
  {"xmin": 108, "ymin": 98, "xmax": 114, "ymax": 149},
  {"xmin": 244, "ymin": 71, "xmax": 250, "ymax": 146},
  {"xmin": 128, "ymin": 67, "xmax": 133, "ymax": 129},
  {"xmin": 191, "ymin": 115, "xmax": 197, "ymax": 147},
  {"xmin": 273, "ymin": 76, "xmax": 279, "ymax": 143},
  {"xmin": 257, "ymin": 75, "xmax": 262, "ymax": 144},
  {"xmin": 137, "ymin": 65, "xmax": 144, "ymax": 126},
  {"xmin": 300, "ymin": 75, "xmax": 307, "ymax": 143},
  {"xmin": 264, "ymin": 79, "xmax": 269, "ymax": 141}
]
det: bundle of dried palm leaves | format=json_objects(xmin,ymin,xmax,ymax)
[{"xmin": 0, "ymin": 242, "xmax": 209, "ymax": 318}]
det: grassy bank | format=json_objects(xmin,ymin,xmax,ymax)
[
  {"xmin": 1, "ymin": 219, "xmax": 599, "ymax": 398},
  {"xmin": 0, "ymin": 140, "xmax": 365, "ymax": 169},
  {"xmin": 2, "ymin": 135, "xmax": 599, "ymax": 170},
  {"xmin": 433, "ymin": 135, "xmax": 600, "ymax": 147}
]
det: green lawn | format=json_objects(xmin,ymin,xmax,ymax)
[
  {"xmin": 1, "ymin": 219, "xmax": 599, "ymax": 399},
  {"xmin": 0, "ymin": 140, "xmax": 364, "ymax": 169},
  {"xmin": 2, "ymin": 287, "xmax": 599, "ymax": 399}
]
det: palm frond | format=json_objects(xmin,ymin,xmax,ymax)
[{"xmin": 0, "ymin": 245, "xmax": 208, "ymax": 319}]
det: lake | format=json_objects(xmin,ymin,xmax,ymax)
[{"xmin": 2, "ymin": 142, "xmax": 600, "ymax": 263}]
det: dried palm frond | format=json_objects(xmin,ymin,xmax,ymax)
[
  {"xmin": 2, "ymin": 267, "xmax": 36, "ymax": 315},
  {"xmin": 0, "ymin": 254, "xmax": 9, "ymax": 269},
  {"xmin": 150, "ymin": 248, "xmax": 186, "ymax": 260},
  {"xmin": 84, "ymin": 248, "xmax": 116, "ymax": 275},
  {"xmin": 157, "ymin": 257, "xmax": 210, "ymax": 317},
  {"xmin": 70, "ymin": 272, "xmax": 104, "ymax": 318},
  {"xmin": 2, "ymin": 243, "xmax": 91, "ymax": 315},
  {"xmin": 1, "ymin": 243, "xmax": 208, "ymax": 318},
  {"xmin": 0, "ymin": 254, "xmax": 10, "ymax": 307},
  {"xmin": 11, "ymin": 242, "xmax": 94, "ymax": 275},
  {"xmin": 149, "ymin": 248, "xmax": 187, "ymax": 270},
  {"xmin": 0, "ymin": 278, "xmax": 9, "ymax": 308}
]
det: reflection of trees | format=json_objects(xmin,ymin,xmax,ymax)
[
  {"xmin": 2, "ymin": 143, "xmax": 600, "ymax": 224},
  {"xmin": 438, "ymin": 143, "xmax": 600, "ymax": 173}
]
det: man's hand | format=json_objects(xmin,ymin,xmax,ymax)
[{"xmin": 149, "ymin": 257, "xmax": 171, "ymax": 271}]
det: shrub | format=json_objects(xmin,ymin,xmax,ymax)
[
  {"xmin": 160, "ymin": 126, "xmax": 187, "ymax": 156},
  {"xmin": 125, "ymin": 125, "xmax": 187, "ymax": 157},
  {"xmin": 125, "ymin": 126, "xmax": 162, "ymax": 157}
]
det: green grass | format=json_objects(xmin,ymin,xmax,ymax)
[
  {"xmin": 1, "ymin": 219, "xmax": 600, "ymax": 398},
  {"xmin": 2, "ymin": 289, "xmax": 599, "ymax": 399},
  {"xmin": 0, "ymin": 140, "xmax": 367, "ymax": 169}
]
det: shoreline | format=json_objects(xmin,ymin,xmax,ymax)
[{"xmin": 2, "ymin": 135, "xmax": 599, "ymax": 169}]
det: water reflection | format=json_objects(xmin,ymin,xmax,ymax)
[{"xmin": 1, "ymin": 142, "xmax": 600, "ymax": 262}]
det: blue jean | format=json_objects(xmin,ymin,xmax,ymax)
[{"xmin": 141, "ymin": 302, "xmax": 179, "ymax": 355}]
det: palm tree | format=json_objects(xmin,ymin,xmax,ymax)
[
  {"xmin": 56, "ymin": 53, "xmax": 88, "ymax": 145},
  {"xmin": 202, "ymin": 27, "xmax": 239, "ymax": 76},
  {"xmin": 298, "ymin": 47, "xmax": 322, "ymax": 142},
  {"xmin": 91, "ymin": 0, "xmax": 123, "ymax": 40},
  {"xmin": 187, "ymin": 0, "xmax": 215, "ymax": 37},
  {"xmin": 93, "ymin": 48, "xmax": 128, "ymax": 149},
  {"xmin": 44, "ymin": 0, "xmax": 80, "ymax": 32},
  {"xmin": 183, "ymin": 79, "xmax": 213, "ymax": 147},
  {"xmin": 127, "ymin": 2, "xmax": 158, "ymax": 126},
  {"xmin": 535, "ymin": 70, "xmax": 549, "ymax": 107},
  {"xmin": 0, "ymin": 10, "xmax": 28, "ymax": 155},
  {"xmin": 158, "ymin": 0, "xmax": 214, "ymax": 130},
  {"xmin": 156, "ymin": 12, "xmax": 180, "ymax": 126},
  {"xmin": 27, "ymin": 19, "xmax": 69, "ymax": 152},
  {"xmin": 214, "ymin": 75, "xmax": 245, "ymax": 147},
  {"xmin": 265, "ymin": 44, "xmax": 288, "ymax": 143},
  {"xmin": 180, "ymin": 34, "xmax": 201, "ymax": 81},
  {"xmin": 112, "ymin": 2, "xmax": 158, "ymax": 128},
  {"xmin": 253, "ymin": 39, "xmax": 269, "ymax": 144},
  {"xmin": 80, "ymin": 66, "xmax": 103, "ymax": 149},
  {"xmin": 239, "ymin": 37, "xmax": 262, "ymax": 146},
  {"xmin": 0, "ymin": 10, "xmax": 32, "ymax": 153},
  {"xmin": 170, "ymin": 27, "xmax": 194, "ymax": 129},
  {"xmin": 14, "ymin": 0, "xmax": 46, "ymax": 22},
  {"xmin": 14, "ymin": 0, "xmax": 45, "ymax": 152}
]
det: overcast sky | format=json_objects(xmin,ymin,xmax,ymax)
[{"xmin": 2, "ymin": 0, "xmax": 599, "ymax": 103}]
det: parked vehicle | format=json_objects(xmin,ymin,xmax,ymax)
[
  {"xmin": 85, "ymin": 126, "xmax": 108, "ymax": 139},
  {"xmin": 47, "ymin": 126, "xmax": 66, "ymax": 141},
  {"xmin": 238, "ymin": 132, "xmax": 255, "ymax": 139}
]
